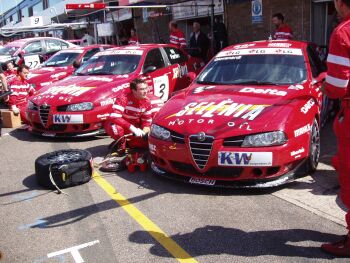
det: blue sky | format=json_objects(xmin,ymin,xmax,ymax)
[{"xmin": 0, "ymin": 1, "xmax": 18, "ymax": 14}]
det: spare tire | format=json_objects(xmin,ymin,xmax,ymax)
[{"xmin": 35, "ymin": 149, "xmax": 93, "ymax": 189}]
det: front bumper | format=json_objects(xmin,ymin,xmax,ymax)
[
  {"xmin": 148, "ymin": 134, "xmax": 309, "ymax": 187},
  {"xmin": 27, "ymin": 107, "xmax": 107, "ymax": 137}
]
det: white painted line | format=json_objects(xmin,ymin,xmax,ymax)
[{"xmin": 47, "ymin": 240, "xmax": 100, "ymax": 263}]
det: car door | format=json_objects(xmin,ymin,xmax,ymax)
[
  {"xmin": 307, "ymin": 44, "xmax": 329, "ymax": 125},
  {"xmin": 163, "ymin": 47, "xmax": 191, "ymax": 92},
  {"xmin": 22, "ymin": 40, "xmax": 43, "ymax": 68},
  {"xmin": 142, "ymin": 48, "xmax": 175, "ymax": 102}
]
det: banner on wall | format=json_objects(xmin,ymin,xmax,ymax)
[{"xmin": 252, "ymin": 0, "xmax": 263, "ymax": 24}]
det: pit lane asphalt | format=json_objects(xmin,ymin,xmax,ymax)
[{"xmin": 0, "ymin": 121, "xmax": 349, "ymax": 263}]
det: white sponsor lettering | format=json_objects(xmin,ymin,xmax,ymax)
[
  {"xmin": 41, "ymin": 81, "xmax": 52, "ymax": 86},
  {"xmin": 301, "ymin": 99, "xmax": 315, "ymax": 114},
  {"xmin": 189, "ymin": 178, "xmax": 216, "ymax": 186},
  {"xmin": 192, "ymin": 86, "xmax": 216, "ymax": 94},
  {"xmin": 234, "ymin": 44, "xmax": 256, "ymax": 49},
  {"xmin": 218, "ymin": 152, "xmax": 273, "ymax": 167},
  {"xmin": 288, "ymin": 84, "xmax": 304, "ymax": 90},
  {"xmin": 214, "ymin": 56, "xmax": 242, "ymax": 61},
  {"xmin": 168, "ymin": 118, "xmax": 215, "ymax": 126},
  {"xmin": 41, "ymin": 85, "xmax": 95, "ymax": 97},
  {"xmin": 51, "ymin": 72, "xmax": 67, "ymax": 79},
  {"xmin": 98, "ymin": 50, "xmax": 143, "ymax": 56},
  {"xmin": 217, "ymin": 48, "xmax": 303, "ymax": 57},
  {"xmin": 87, "ymin": 76, "xmax": 113, "ymax": 82},
  {"xmin": 268, "ymin": 43, "xmax": 292, "ymax": 48},
  {"xmin": 239, "ymin": 87, "xmax": 287, "ymax": 96},
  {"xmin": 53, "ymin": 114, "xmax": 84, "ymax": 124},
  {"xmin": 169, "ymin": 100, "xmax": 268, "ymax": 121},
  {"xmin": 294, "ymin": 124, "xmax": 311, "ymax": 137},
  {"xmin": 100, "ymin": 98, "xmax": 116, "ymax": 107},
  {"xmin": 291, "ymin": 147, "xmax": 305, "ymax": 157},
  {"xmin": 112, "ymin": 83, "xmax": 129, "ymax": 93},
  {"xmin": 97, "ymin": 113, "xmax": 110, "ymax": 119}
]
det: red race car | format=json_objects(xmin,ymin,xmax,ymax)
[
  {"xmin": 149, "ymin": 40, "xmax": 331, "ymax": 188},
  {"xmin": 27, "ymin": 45, "xmax": 115, "ymax": 90},
  {"xmin": 26, "ymin": 44, "xmax": 204, "ymax": 137}
]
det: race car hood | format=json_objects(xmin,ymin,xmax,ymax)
[
  {"xmin": 28, "ymin": 66, "xmax": 73, "ymax": 86},
  {"xmin": 30, "ymin": 74, "xmax": 133, "ymax": 105},
  {"xmin": 154, "ymin": 83, "xmax": 314, "ymax": 138}
]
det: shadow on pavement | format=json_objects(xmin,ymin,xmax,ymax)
[{"xmin": 129, "ymin": 226, "xmax": 339, "ymax": 260}]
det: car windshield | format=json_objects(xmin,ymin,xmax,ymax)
[
  {"xmin": 42, "ymin": 52, "xmax": 81, "ymax": 67},
  {"xmin": 197, "ymin": 54, "xmax": 307, "ymax": 86},
  {"xmin": 0, "ymin": 46, "xmax": 19, "ymax": 56},
  {"xmin": 74, "ymin": 54, "xmax": 141, "ymax": 76}
]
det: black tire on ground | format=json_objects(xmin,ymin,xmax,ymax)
[
  {"xmin": 305, "ymin": 119, "xmax": 321, "ymax": 174},
  {"xmin": 35, "ymin": 149, "xmax": 93, "ymax": 189}
]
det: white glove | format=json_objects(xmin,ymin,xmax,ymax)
[
  {"xmin": 12, "ymin": 105, "xmax": 20, "ymax": 115},
  {"xmin": 129, "ymin": 125, "xmax": 145, "ymax": 137}
]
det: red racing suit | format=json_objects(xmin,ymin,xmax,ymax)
[
  {"xmin": 273, "ymin": 24, "xmax": 293, "ymax": 40},
  {"xmin": 8, "ymin": 76, "xmax": 35, "ymax": 123},
  {"xmin": 128, "ymin": 36, "xmax": 140, "ymax": 45},
  {"xmin": 104, "ymin": 92, "xmax": 163, "ymax": 150},
  {"xmin": 170, "ymin": 30, "xmax": 187, "ymax": 49},
  {"xmin": 325, "ymin": 13, "xmax": 350, "ymax": 230}
]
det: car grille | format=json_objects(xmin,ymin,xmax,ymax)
[
  {"xmin": 223, "ymin": 135, "xmax": 246, "ymax": 147},
  {"xmin": 34, "ymin": 123, "xmax": 67, "ymax": 132},
  {"xmin": 170, "ymin": 161, "xmax": 242, "ymax": 178},
  {"xmin": 39, "ymin": 105, "xmax": 51, "ymax": 126},
  {"xmin": 170, "ymin": 131, "xmax": 185, "ymax": 144},
  {"xmin": 189, "ymin": 134, "xmax": 214, "ymax": 170}
]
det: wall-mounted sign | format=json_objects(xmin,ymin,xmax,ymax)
[{"xmin": 252, "ymin": 0, "xmax": 263, "ymax": 24}]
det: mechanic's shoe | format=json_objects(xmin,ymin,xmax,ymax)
[
  {"xmin": 321, "ymin": 234, "xmax": 350, "ymax": 257},
  {"xmin": 99, "ymin": 152, "xmax": 127, "ymax": 172}
]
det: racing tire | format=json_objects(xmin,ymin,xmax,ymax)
[
  {"xmin": 35, "ymin": 149, "xmax": 93, "ymax": 189},
  {"xmin": 305, "ymin": 119, "xmax": 321, "ymax": 174}
]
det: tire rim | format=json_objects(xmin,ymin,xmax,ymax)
[
  {"xmin": 47, "ymin": 151, "xmax": 83, "ymax": 164},
  {"xmin": 310, "ymin": 121, "xmax": 321, "ymax": 169}
]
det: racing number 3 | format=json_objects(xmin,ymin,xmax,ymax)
[{"xmin": 153, "ymin": 75, "xmax": 169, "ymax": 101}]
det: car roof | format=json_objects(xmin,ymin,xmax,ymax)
[
  {"xmin": 224, "ymin": 40, "xmax": 308, "ymax": 51},
  {"xmin": 65, "ymin": 44, "xmax": 115, "ymax": 51},
  {"xmin": 106, "ymin": 44, "xmax": 179, "ymax": 52},
  {"xmin": 5, "ymin": 37, "xmax": 71, "ymax": 47}
]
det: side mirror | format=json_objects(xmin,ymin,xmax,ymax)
[
  {"xmin": 143, "ymin": 65, "xmax": 157, "ymax": 74},
  {"xmin": 187, "ymin": 72, "xmax": 197, "ymax": 83},
  {"xmin": 73, "ymin": 60, "xmax": 81, "ymax": 69}
]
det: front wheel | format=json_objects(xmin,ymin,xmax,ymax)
[{"xmin": 305, "ymin": 119, "xmax": 321, "ymax": 174}]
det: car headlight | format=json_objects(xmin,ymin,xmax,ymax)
[
  {"xmin": 66, "ymin": 102, "xmax": 93, "ymax": 111},
  {"xmin": 150, "ymin": 124, "xmax": 171, "ymax": 141},
  {"xmin": 242, "ymin": 131, "xmax": 287, "ymax": 147},
  {"xmin": 27, "ymin": 100, "xmax": 36, "ymax": 110}
]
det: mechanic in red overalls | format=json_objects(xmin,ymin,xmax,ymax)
[
  {"xmin": 4, "ymin": 61, "xmax": 17, "ymax": 82},
  {"xmin": 272, "ymin": 13, "xmax": 293, "ymax": 40},
  {"xmin": 8, "ymin": 65, "xmax": 35, "ymax": 123},
  {"xmin": 169, "ymin": 21, "xmax": 187, "ymax": 50},
  {"xmin": 104, "ymin": 78, "xmax": 163, "ymax": 151},
  {"xmin": 128, "ymin": 28, "xmax": 140, "ymax": 45},
  {"xmin": 321, "ymin": 0, "xmax": 350, "ymax": 257}
]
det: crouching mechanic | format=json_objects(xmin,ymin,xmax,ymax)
[
  {"xmin": 8, "ymin": 65, "xmax": 34, "ymax": 123},
  {"xmin": 102, "ymin": 78, "xmax": 163, "ymax": 171}
]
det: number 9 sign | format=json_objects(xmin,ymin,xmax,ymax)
[{"xmin": 30, "ymin": 16, "xmax": 43, "ymax": 26}]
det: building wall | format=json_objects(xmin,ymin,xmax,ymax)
[
  {"xmin": 225, "ymin": 0, "xmax": 311, "ymax": 44},
  {"xmin": 133, "ymin": 9, "xmax": 170, "ymax": 44}
]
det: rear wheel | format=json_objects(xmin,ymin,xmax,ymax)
[{"xmin": 306, "ymin": 119, "xmax": 320, "ymax": 174}]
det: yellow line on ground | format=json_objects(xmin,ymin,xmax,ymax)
[{"xmin": 93, "ymin": 171, "xmax": 198, "ymax": 263}]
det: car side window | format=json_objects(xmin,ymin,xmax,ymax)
[
  {"xmin": 81, "ymin": 48, "xmax": 100, "ymax": 63},
  {"xmin": 143, "ymin": 48, "xmax": 165, "ymax": 71},
  {"xmin": 60, "ymin": 41, "xmax": 69, "ymax": 49},
  {"xmin": 307, "ymin": 45, "xmax": 327, "ymax": 78},
  {"xmin": 164, "ymin": 47, "xmax": 187, "ymax": 65},
  {"xmin": 23, "ymin": 41, "xmax": 42, "ymax": 54},
  {"xmin": 46, "ymin": 39, "xmax": 62, "ymax": 52}
]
